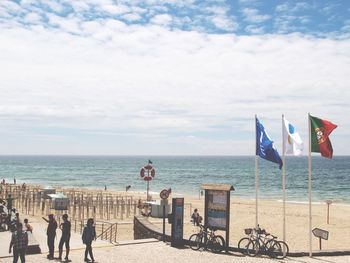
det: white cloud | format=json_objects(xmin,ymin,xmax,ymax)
[
  {"xmin": 0, "ymin": 22, "xmax": 349, "ymax": 154},
  {"xmin": 150, "ymin": 14, "xmax": 172, "ymax": 26},
  {"xmin": 100, "ymin": 3, "xmax": 130, "ymax": 15},
  {"xmin": 241, "ymin": 8, "xmax": 270, "ymax": 23},
  {"xmin": 122, "ymin": 13, "xmax": 142, "ymax": 22},
  {"xmin": 211, "ymin": 15, "xmax": 238, "ymax": 31},
  {"xmin": 24, "ymin": 12, "xmax": 42, "ymax": 24},
  {"xmin": 0, "ymin": 1, "xmax": 349, "ymax": 154}
]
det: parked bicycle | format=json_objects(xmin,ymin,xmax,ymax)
[
  {"xmin": 189, "ymin": 224, "xmax": 225, "ymax": 253},
  {"xmin": 238, "ymin": 226, "xmax": 289, "ymax": 259}
]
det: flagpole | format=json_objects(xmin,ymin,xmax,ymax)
[
  {"xmin": 308, "ymin": 113, "xmax": 313, "ymax": 257},
  {"xmin": 282, "ymin": 114, "xmax": 286, "ymax": 244},
  {"xmin": 255, "ymin": 114, "xmax": 259, "ymax": 228}
]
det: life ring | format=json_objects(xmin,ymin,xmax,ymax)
[{"xmin": 140, "ymin": 167, "xmax": 145, "ymax": 178}]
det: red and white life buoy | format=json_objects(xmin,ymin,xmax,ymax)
[
  {"xmin": 140, "ymin": 163, "xmax": 156, "ymax": 181},
  {"xmin": 140, "ymin": 167, "xmax": 146, "ymax": 178}
]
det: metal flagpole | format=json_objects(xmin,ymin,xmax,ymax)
[
  {"xmin": 255, "ymin": 114, "xmax": 259, "ymax": 228},
  {"xmin": 308, "ymin": 113, "xmax": 313, "ymax": 257},
  {"xmin": 282, "ymin": 114, "xmax": 286, "ymax": 244}
]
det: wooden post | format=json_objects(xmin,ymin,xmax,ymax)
[
  {"xmin": 126, "ymin": 199, "xmax": 130, "ymax": 218},
  {"xmin": 326, "ymin": 200, "xmax": 332, "ymax": 224}
]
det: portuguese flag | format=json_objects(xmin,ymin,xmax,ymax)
[{"xmin": 309, "ymin": 114, "xmax": 337, "ymax": 159}]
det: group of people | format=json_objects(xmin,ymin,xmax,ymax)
[
  {"xmin": 5, "ymin": 209, "xmax": 96, "ymax": 263},
  {"xmin": 41, "ymin": 214, "xmax": 96, "ymax": 262},
  {"xmin": 1, "ymin": 197, "xmax": 31, "ymax": 231}
]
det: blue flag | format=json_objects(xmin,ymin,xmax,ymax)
[{"xmin": 256, "ymin": 117, "xmax": 283, "ymax": 169}]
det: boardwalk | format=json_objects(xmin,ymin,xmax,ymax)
[{"xmin": 1, "ymin": 241, "xmax": 350, "ymax": 263}]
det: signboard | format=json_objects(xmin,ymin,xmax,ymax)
[
  {"xmin": 207, "ymin": 190, "xmax": 227, "ymax": 230},
  {"xmin": 171, "ymin": 198, "xmax": 184, "ymax": 247},
  {"xmin": 312, "ymin": 228, "xmax": 329, "ymax": 240},
  {"xmin": 160, "ymin": 189, "xmax": 169, "ymax": 200},
  {"xmin": 202, "ymin": 183, "xmax": 234, "ymax": 252}
]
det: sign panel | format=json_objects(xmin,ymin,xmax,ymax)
[
  {"xmin": 171, "ymin": 198, "xmax": 184, "ymax": 247},
  {"xmin": 160, "ymin": 189, "xmax": 169, "ymax": 200},
  {"xmin": 312, "ymin": 228, "xmax": 329, "ymax": 240},
  {"xmin": 207, "ymin": 190, "xmax": 227, "ymax": 230}
]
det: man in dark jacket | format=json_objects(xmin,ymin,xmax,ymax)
[
  {"xmin": 42, "ymin": 214, "xmax": 57, "ymax": 259},
  {"xmin": 9, "ymin": 223, "xmax": 28, "ymax": 263}
]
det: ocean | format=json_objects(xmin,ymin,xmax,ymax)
[{"xmin": 0, "ymin": 155, "xmax": 349, "ymax": 203}]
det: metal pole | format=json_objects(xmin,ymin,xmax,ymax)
[
  {"xmin": 282, "ymin": 114, "xmax": 286, "ymax": 244},
  {"xmin": 255, "ymin": 115, "xmax": 259, "ymax": 228},
  {"xmin": 319, "ymin": 237, "xmax": 322, "ymax": 250},
  {"xmin": 147, "ymin": 170, "xmax": 149, "ymax": 201},
  {"xmin": 163, "ymin": 204, "xmax": 166, "ymax": 242},
  {"xmin": 308, "ymin": 113, "xmax": 313, "ymax": 257}
]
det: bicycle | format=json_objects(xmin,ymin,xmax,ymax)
[
  {"xmin": 237, "ymin": 228, "xmax": 254, "ymax": 252},
  {"xmin": 238, "ymin": 226, "xmax": 289, "ymax": 259},
  {"xmin": 245, "ymin": 227, "xmax": 289, "ymax": 259},
  {"xmin": 189, "ymin": 224, "xmax": 225, "ymax": 253}
]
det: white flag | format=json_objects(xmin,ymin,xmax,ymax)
[{"xmin": 283, "ymin": 117, "xmax": 303, "ymax": 156}]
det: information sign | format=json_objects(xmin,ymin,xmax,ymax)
[
  {"xmin": 207, "ymin": 190, "xmax": 227, "ymax": 230},
  {"xmin": 171, "ymin": 198, "xmax": 184, "ymax": 247}
]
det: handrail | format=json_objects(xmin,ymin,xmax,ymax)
[{"xmin": 96, "ymin": 222, "xmax": 118, "ymax": 243}]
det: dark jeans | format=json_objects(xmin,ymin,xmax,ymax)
[
  {"xmin": 47, "ymin": 234, "xmax": 56, "ymax": 257},
  {"xmin": 59, "ymin": 235, "xmax": 70, "ymax": 250},
  {"xmin": 13, "ymin": 248, "xmax": 25, "ymax": 263},
  {"xmin": 84, "ymin": 242, "xmax": 94, "ymax": 261}
]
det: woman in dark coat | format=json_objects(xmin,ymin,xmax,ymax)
[{"xmin": 82, "ymin": 218, "xmax": 96, "ymax": 262}]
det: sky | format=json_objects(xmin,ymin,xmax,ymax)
[{"xmin": 0, "ymin": 0, "xmax": 349, "ymax": 155}]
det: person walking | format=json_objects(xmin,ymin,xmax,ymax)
[
  {"xmin": 9, "ymin": 223, "xmax": 28, "ymax": 263},
  {"xmin": 58, "ymin": 214, "xmax": 71, "ymax": 261},
  {"xmin": 82, "ymin": 218, "xmax": 96, "ymax": 262},
  {"xmin": 42, "ymin": 214, "xmax": 57, "ymax": 260}
]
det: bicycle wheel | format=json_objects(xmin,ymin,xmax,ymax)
[
  {"xmin": 189, "ymin": 234, "xmax": 203, "ymax": 250},
  {"xmin": 210, "ymin": 235, "xmax": 225, "ymax": 253},
  {"xmin": 276, "ymin": 241, "xmax": 289, "ymax": 259},
  {"xmin": 267, "ymin": 240, "xmax": 281, "ymax": 258},
  {"xmin": 246, "ymin": 240, "xmax": 259, "ymax": 257},
  {"xmin": 238, "ymin": 237, "xmax": 250, "ymax": 253}
]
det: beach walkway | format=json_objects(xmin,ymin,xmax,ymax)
[
  {"xmin": 1, "ymin": 240, "xmax": 350, "ymax": 263},
  {"xmin": 0, "ymin": 218, "xmax": 112, "ymax": 259}
]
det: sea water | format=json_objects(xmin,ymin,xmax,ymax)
[{"xmin": 0, "ymin": 155, "xmax": 348, "ymax": 203}]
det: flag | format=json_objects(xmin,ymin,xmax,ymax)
[
  {"xmin": 256, "ymin": 117, "xmax": 283, "ymax": 169},
  {"xmin": 309, "ymin": 115, "xmax": 337, "ymax": 159},
  {"xmin": 283, "ymin": 117, "xmax": 303, "ymax": 156}
]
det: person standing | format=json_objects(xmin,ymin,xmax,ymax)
[
  {"xmin": 82, "ymin": 218, "xmax": 96, "ymax": 262},
  {"xmin": 6, "ymin": 194, "xmax": 13, "ymax": 212},
  {"xmin": 23, "ymin": 219, "xmax": 33, "ymax": 233},
  {"xmin": 58, "ymin": 214, "xmax": 71, "ymax": 261},
  {"xmin": 9, "ymin": 223, "xmax": 28, "ymax": 263},
  {"xmin": 42, "ymin": 214, "xmax": 57, "ymax": 260}
]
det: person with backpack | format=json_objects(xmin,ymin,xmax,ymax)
[
  {"xmin": 82, "ymin": 218, "xmax": 96, "ymax": 262},
  {"xmin": 9, "ymin": 223, "xmax": 28, "ymax": 263}
]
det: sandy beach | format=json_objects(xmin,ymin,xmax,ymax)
[
  {"xmin": 154, "ymin": 193, "xmax": 350, "ymax": 252},
  {"xmin": 1, "ymin": 184, "xmax": 349, "ymax": 255}
]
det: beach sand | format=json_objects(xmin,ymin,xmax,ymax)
[
  {"xmin": 131, "ymin": 191, "xmax": 350, "ymax": 252},
  {"xmin": 2, "ymin": 185, "xmax": 349, "ymax": 253}
]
